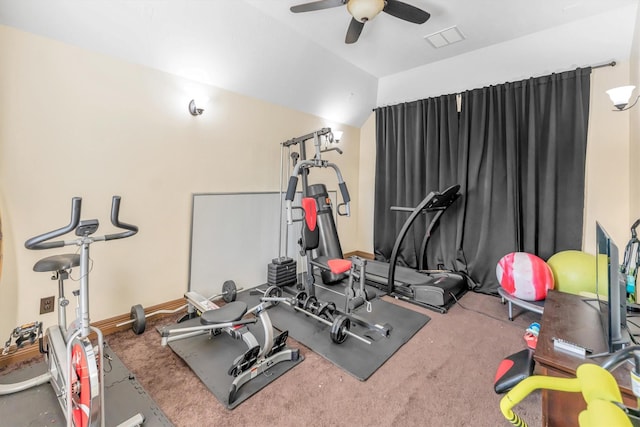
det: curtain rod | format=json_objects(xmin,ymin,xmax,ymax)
[
  {"xmin": 373, "ymin": 61, "xmax": 617, "ymax": 111},
  {"xmin": 592, "ymin": 61, "xmax": 616, "ymax": 70}
]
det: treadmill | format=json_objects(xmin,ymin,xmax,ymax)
[{"xmin": 365, "ymin": 184, "xmax": 469, "ymax": 313}]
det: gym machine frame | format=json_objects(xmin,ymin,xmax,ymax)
[
  {"xmin": 0, "ymin": 196, "xmax": 143, "ymax": 427},
  {"xmin": 273, "ymin": 128, "xmax": 391, "ymax": 344}
]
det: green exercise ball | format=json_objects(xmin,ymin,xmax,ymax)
[{"xmin": 547, "ymin": 250, "xmax": 609, "ymax": 297}]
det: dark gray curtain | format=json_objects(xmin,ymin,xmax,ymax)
[
  {"xmin": 374, "ymin": 67, "xmax": 591, "ymax": 293},
  {"xmin": 374, "ymin": 94, "xmax": 462, "ymax": 271}
]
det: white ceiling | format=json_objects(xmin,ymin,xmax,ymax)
[
  {"xmin": 248, "ymin": 0, "xmax": 637, "ymax": 77},
  {"xmin": 0, "ymin": 0, "xmax": 638, "ymax": 127}
]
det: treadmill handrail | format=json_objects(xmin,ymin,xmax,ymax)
[
  {"xmin": 386, "ymin": 184, "xmax": 461, "ymax": 294},
  {"xmin": 391, "ymin": 205, "xmax": 449, "ymax": 213}
]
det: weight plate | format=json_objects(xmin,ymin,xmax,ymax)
[
  {"xmin": 317, "ymin": 301, "xmax": 337, "ymax": 321},
  {"xmin": 303, "ymin": 295, "xmax": 318, "ymax": 313},
  {"xmin": 265, "ymin": 286, "xmax": 282, "ymax": 306},
  {"xmin": 330, "ymin": 315, "xmax": 350, "ymax": 344},
  {"xmin": 222, "ymin": 280, "xmax": 237, "ymax": 303},
  {"xmin": 294, "ymin": 291, "xmax": 308, "ymax": 308},
  {"xmin": 130, "ymin": 304, "xmax": 146, "ymax": 335}
]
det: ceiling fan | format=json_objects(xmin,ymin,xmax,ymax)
[{"xmin": 290, "ymin": 0, "xmax": 431, "ymax": 44}]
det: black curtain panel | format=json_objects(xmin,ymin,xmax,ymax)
[
  {"xmin": 374, "ymin": 67, "xmax": 591, "ymax": 293},
  {"xmin": 458, "ymin": 68, "xmax": 591, "ymax": 293},
  {"xmin": 374, "ymin": 94, "xmax": 462, "ymax": 272}
]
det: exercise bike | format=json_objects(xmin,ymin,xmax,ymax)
[
  {"xmin": 0, "ymin": 196, "xmax": 143, "ymax": 427},
  {"xmin": 500, "ymin": 345, "xmax": 640, "ymax": 427},
  {"xmin": 159, "ymin": 283, "xmax": 300, "ymax": 404}
]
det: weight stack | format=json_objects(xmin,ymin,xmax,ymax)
[{"xmin": 268, "ymin": 257, "xmax": 297, "ymax": 287}]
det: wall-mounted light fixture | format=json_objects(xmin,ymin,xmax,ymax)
[
  {"xmin": 606, "ymin": 85, "xmax": 639, "ymax": 111},
  {"xmin": 332, "ymin": 130, "xmax": 343, "ymax": 143},
  {"xmin": 188, "ymin": 99, "xmax": 204, "ymax": 116},
  {"xmin": 321, "ymin": 129, "xmax": 344, "ymax": 155}
]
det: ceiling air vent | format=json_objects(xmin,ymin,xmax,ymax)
[{"xmin": 425, "ymin": 26, "xmax": 465, "ymax": 49}]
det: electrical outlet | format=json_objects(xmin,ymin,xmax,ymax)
[{"xmin": 40, "ymin": 296, "xmax": 55, "ymax": 314}]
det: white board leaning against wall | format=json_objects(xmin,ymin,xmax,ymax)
[{"xmin": 189, "ymin": 191, "xmax": 338, "ymax": 298}]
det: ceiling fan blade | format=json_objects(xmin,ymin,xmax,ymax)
[
  {"xmin": 383, "ymin": 0, "xmax": 430, "ymax": 24},
  {"xmin": 290, "ymin": 0, "xmax": 346, "ymax": 13},
  {"xmin": 345, "ymin": 17, "xmax": 365, "ymax": 44}
]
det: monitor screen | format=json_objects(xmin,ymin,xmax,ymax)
[{"xmin": 596, "ymin": 221, "xmax": 628, "ymax": 353}]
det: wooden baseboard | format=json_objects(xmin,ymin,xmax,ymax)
[
  {"xmin": 0, "ymin": 298, "xmax": 186, "ymax": 369},
  {"xmin": 344, "ymin": 250, "xmax": 375, "ymax": 260}
]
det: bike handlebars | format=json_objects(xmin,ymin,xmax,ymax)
[
  {"xmin": 600, "ymin": 344, "xmax": 640, "ymax": 375},
  {"xmin": 24, "ymin": 197, "xmax": 82, "ymax": 250},
  {"xmin": 25, "ymin": 196, "xmax": 138, "ymax": 250},
  {"xmin": 106, "ymin": 196, "xmax": 138, "ymax": 240},
  {"xmin": 501, "ymin": 345, "xmax": 640, "ymax": 427}
]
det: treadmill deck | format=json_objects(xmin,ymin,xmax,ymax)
[{"xmin": 363, "ymin": 259, "xmax": 467, "ymax": 312}]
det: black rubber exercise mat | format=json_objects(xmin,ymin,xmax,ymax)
[
  {"xmin": 0, "ymin": 341, "xmax": 172, "ymax": 426},
  {"xmin": 164, "ymin": 318, "xmax": 303, "ymax": 409},
  {"xmin": 237, "ymin": 284, "xmax": 431, "ymax": 381}
]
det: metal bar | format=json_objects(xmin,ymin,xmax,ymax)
[
  {"xmin": 282, "ymin": 128, "xmax": 331, "ymax": 147},
  {"xmin": 592, "ymin": 61, "xmax": 616, "ymax": 70}
]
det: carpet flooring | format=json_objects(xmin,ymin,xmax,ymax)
[{"xmin": 0, "ymin": 290, "xmax": 543, "ymax": 426}]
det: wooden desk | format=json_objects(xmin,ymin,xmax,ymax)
[{"xmin": 535, "ymin": 290, "xmax": 636, "ymax": 426}]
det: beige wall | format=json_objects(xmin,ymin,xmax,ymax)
[
  {"xmin": 357, "ymin": 113, "xmax": 376, "ymax": 253},
  {"xmin": 0, "ymin": 25, "xmax": 360, "ymax": 332},
  {"xmin": 583, "ymin": 62, "xmax": 632, "ymax": 253}
]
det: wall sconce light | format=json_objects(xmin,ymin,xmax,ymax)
[
  {"xmin": 188, "ymin": 99, "xmax": 204, "ymax": 116},
  {"xmin": 321, "ymin": 130, "xmax": 344, "ymax": 155},
  {"xmin": 606, "ymin": 85, "xmax": 639, "ymax": 111}
]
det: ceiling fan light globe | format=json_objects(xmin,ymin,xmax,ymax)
[{"xmin": 347, "ymin": 0, "xmax": 385, "ymax": 22}]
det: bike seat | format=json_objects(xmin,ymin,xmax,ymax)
[
  {"xmin": 200, "ymin": 301, "xmax": 248, "ymax": 325},
  {"xmin": 33, "ymin": 254, "xmax": 81, "ymax": 273}
]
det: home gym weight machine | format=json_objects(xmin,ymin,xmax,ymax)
[
  {"xmin": 158, "ymin": 283, "xmax": 300, "ymax": 404},
  {"xmin": 281, "ymin": 127, "xmax": 349, "ymax": 284},
  {"xmin": 266, "ymin": 128, "xmax": 391, "ymax": 344},
  {"xmin": 0, "ymin": 196, "xmax": 143, "ymax": 427}
]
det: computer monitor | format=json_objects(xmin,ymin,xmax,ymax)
[{"xmin": 595, "ymin": 221, "xmax": 628, "ymax": 353}]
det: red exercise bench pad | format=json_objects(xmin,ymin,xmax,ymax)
[{"xmin": 327, "ymin": 259, "xmax": 352, "ymax": 274}]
